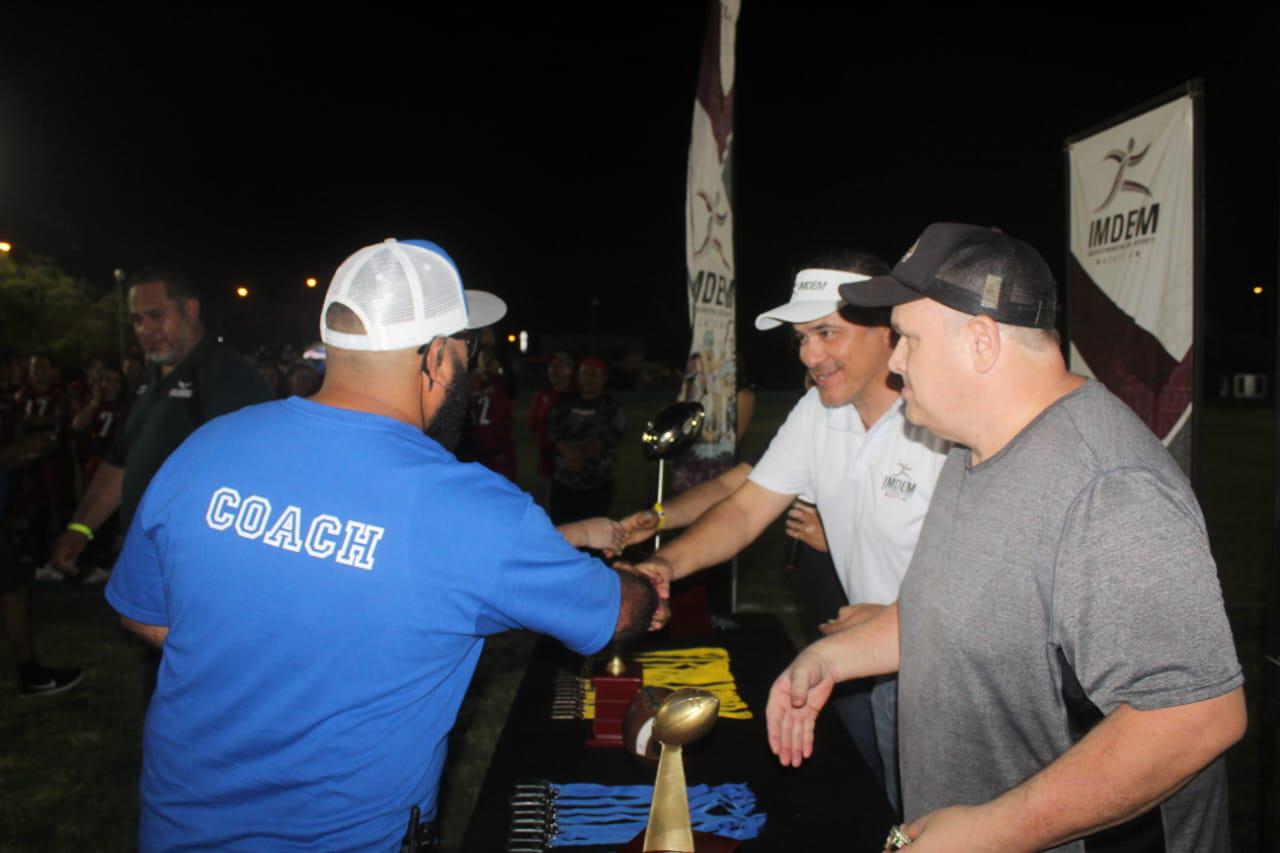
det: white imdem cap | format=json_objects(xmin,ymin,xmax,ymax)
[
  {"xmin": 320, "ymin": 238, "xmax": 507, "ymax": 352},
  {"xmin": 753, "ymin": 268, "xmax": 871, "ymax": 330}
]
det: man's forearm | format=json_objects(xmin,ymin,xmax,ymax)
[
  {"xmin": 656, "ymin": 481, "xmax": 791, "ymax": 582},
  {"xmin": 72, "ymin": 462, "xmax": 124, "ymax": 530},
  {"xmin": 929, "ymin": 687, "xmax": 1247, "ymax": 851},
  {"xmin": 812, "ymin": 601, "xmax": 900, "ymax": 681},
  {"xmin": 662, "ymin": 463, "xmax": 751, "ymax": 530}
]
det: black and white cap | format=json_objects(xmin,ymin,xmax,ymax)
[
  {"xmin": 838, "ymin": 223, "xmax": 1058, "ymax": 330},
  {"xmin": 320, "ymin": 238, "xmax": 507, "ymax": 352}
]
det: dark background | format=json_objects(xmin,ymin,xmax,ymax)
[{"xmin": 1, "ymin": 5, "xmax": 1276, "ymax": 386}]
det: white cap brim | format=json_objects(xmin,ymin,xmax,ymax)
[
  {"xmin": 754, "ymin": 269, "xmax": 871, "ymax": 330},
  {"xmin": 754, "ymin": 298, "xmax": 843, "ymax": 330},
  {"xmin": 465, "ymin": 290, "xmax": 506, "ymax": 330}
]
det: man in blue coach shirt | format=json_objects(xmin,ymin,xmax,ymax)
[{"xmin": 106, "ymin": 239, "xmax": 661, "ymax": 851}]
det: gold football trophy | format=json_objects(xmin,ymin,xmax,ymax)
[{"xmin": 621, "ymin": 687, "xmax": 739, "ymax": 853}]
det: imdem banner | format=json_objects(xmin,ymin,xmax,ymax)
[
  {"xmin": 1067, "ymin": 90, "xmax": 1200, "ymax": 476},
  {"xmin": 675, "ymin": 0, "xmax": 741, "ymax": 493}
]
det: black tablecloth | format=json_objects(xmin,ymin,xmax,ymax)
[{"xmin": 461, "ymin": 614, "xmax": 896, "ymax": 851}]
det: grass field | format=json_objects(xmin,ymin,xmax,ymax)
[{"xmin": 1, "ymin": 390, "xmax": 1275, "ymax": 851}]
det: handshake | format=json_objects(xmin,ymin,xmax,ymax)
[{"xmin": 556, "ymin": 512, "xmax": 674, "ymax": 633}]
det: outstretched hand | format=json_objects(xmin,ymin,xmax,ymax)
[
  {"xmin": 766, "ymin": 649, "xmax": 836, "ymax": 767},
  {"xmin": 557, "ymin": 517, "xmax": 627, "ymax": 556},
  {"xmin": 617, "ymin": 508, "xmax": 661, "ymax": 546},
  {"xmin": 614, "ymin": 560, "xmax": 671, "ymax": 631},
  {"xmin": 580, "ymin": 517, "xmax": 628, "ymax": 556},
  {"xmin": 626, "ymin": 554, "xmax": 673, "ymax": 603}
]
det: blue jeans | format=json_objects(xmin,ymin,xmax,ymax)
[
  {"xmin": 833, "ymin": 675, "xmax": 900, "ymax": 814},
  {"xmin": 871, "ymin": 676, "xmax": 900, "ymax": 814},
  {"xmin": 833, "ymin": 680, "xmax": 885, "ymax": 795}
]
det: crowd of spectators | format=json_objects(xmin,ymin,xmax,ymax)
[
  {"xmin": 458, "ymin": 347, "xmax": 625, "ymax": 530},
  {"xmin": 0, "ymin": 333, "xmax": 324, "ymax": 698}
]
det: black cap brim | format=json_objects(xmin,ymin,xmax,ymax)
[{"xmin": 838, "ymin": 274, "xmax": 923, "ymax": 309}]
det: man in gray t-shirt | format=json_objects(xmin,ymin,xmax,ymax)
[{"xmin": 766, "ymin": 223, "xmax": 1244, "ymax": 852}]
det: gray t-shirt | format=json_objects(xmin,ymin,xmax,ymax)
[{"xmin": 899, "ymin": 380, "xmax": 1241, "ymax": 852}]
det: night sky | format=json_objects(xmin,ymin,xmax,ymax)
[{"xmin": 2, "ymin": 6, "xmax": 1276, "ymax": 383}]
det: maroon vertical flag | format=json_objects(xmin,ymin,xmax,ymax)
[
  {"xmin": 675, "ymin": 0, "xmax": 741, "ymax": 493},
  {"xmin": 1068, "ymin": 91, "xmax": 1199, "ymax": 475}
]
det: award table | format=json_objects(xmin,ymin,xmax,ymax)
[{"xmin": 462, "ymin": 614, "xmax": 896, "ymax": 851}]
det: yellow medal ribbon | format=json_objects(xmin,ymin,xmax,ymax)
[{"xmin": 581, "ymin": 647, "xmax": 751, "ymax": 719}]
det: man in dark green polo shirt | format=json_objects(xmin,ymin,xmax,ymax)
[{"xmin": 51, "ymin": 267, "xmax": 267, "ymax": 574}]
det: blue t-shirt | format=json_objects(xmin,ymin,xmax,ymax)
[{"xmin": 106, "ymin": 398, "xmax": 620, "ymax": 851}]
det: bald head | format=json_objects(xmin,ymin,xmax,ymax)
[{"xmin": 322, "ymin": 303, "xmax": 417, "ymax": 381}]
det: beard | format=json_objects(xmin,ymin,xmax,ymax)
[
  {"xmin": 424, "ymin": 353, "xmax": 469, "ymax": 451},
  {"xmin": 143, "ymin": 324, "xmax": 194, "ymax": 366}
]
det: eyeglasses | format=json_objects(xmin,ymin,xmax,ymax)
[
  {"xmin": 455, "ymin": 332, "xmax": 481, "ymax": 361},
  {"xmin": 419, "ymin": 332, "xmax": 481, "ymax": 363}
]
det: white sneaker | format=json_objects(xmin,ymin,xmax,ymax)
[
  {"xmin": 81, "ymin": 567, "xmax": 111, "ymax": 585},
  {"xmin": 33, "ymin": 564, "xmax": 65, "ymax": 582}
]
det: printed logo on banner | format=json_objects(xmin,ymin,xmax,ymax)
[
  {"xmin": 690, "ymin": 188, "xmax": 733, "ymax": 273},
  {"xmin": 1093, "ymin": 138, "xmax": 1152, "ymax": 211},
  {"xmin": 1085, "ymin": 136, "xmax": 1161, "ymax": 265}
]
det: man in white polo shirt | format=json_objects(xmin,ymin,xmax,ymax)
[{"xmin": 633, "ymin": 249, "xmax": 948, "ymax": 811}]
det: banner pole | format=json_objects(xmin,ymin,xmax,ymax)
[
  {"xmin": 1262, "ymin": 144, "xmax": 1280, "ymax": 853},
  {"xmin": 1190, "ymin": 79, "xmax": 1205, "ymax": 494},
  {"xmin": 1061, "ymin": 138, "xmax": 1072, "ymax": 362}
]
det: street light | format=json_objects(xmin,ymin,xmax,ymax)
[
  {"xmin": 1253, "ymin": 286, "xmax": 1264, "ymax": 295},
  {"xmin": 236, "ymin": 286, "xmax": 250, "ymax": 298},
  {"xmin": 0, "ymin": 241, "xmax": 11, "ymax": 253},
  {"xmin": 306, "ymin": 277, "xmax": 318, "ymax": 288}
]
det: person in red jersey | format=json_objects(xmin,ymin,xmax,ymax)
[{"xmin": 466, "ymin": 347, "xmax": 518, "ymax": 482}]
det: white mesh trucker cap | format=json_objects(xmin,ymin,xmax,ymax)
[{"xmin": 320, "ymin": 238, "xmax": 507, "ymax": 352}]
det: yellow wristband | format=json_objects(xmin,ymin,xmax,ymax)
[
  {"xmin": 652, "ymin": 502, "xmax": 666, "ymax": 531},
  {"xmin": 66, "ymin": 523, "xmax": 94, "ymax": 541}
]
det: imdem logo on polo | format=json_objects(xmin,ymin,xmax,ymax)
[
  {"xmin": 205, "ymin": 486, "xmax": 385, "ymax": 570},
  {"xmin": 881, "ymin": 463, "xmax": 917, "ymax": 502}
]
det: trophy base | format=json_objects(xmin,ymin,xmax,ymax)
[
  {"xmin": 587, "ymin": 660, "xmax": 643, "ymax": 749},
  {"xmin": 619, "ymin": 829, "xmax": 741, "ymax": 853}
]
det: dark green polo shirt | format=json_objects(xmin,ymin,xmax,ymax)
[{"xmin": 107, "ymin": 337, "xmax": 268, "ymax": 528}]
